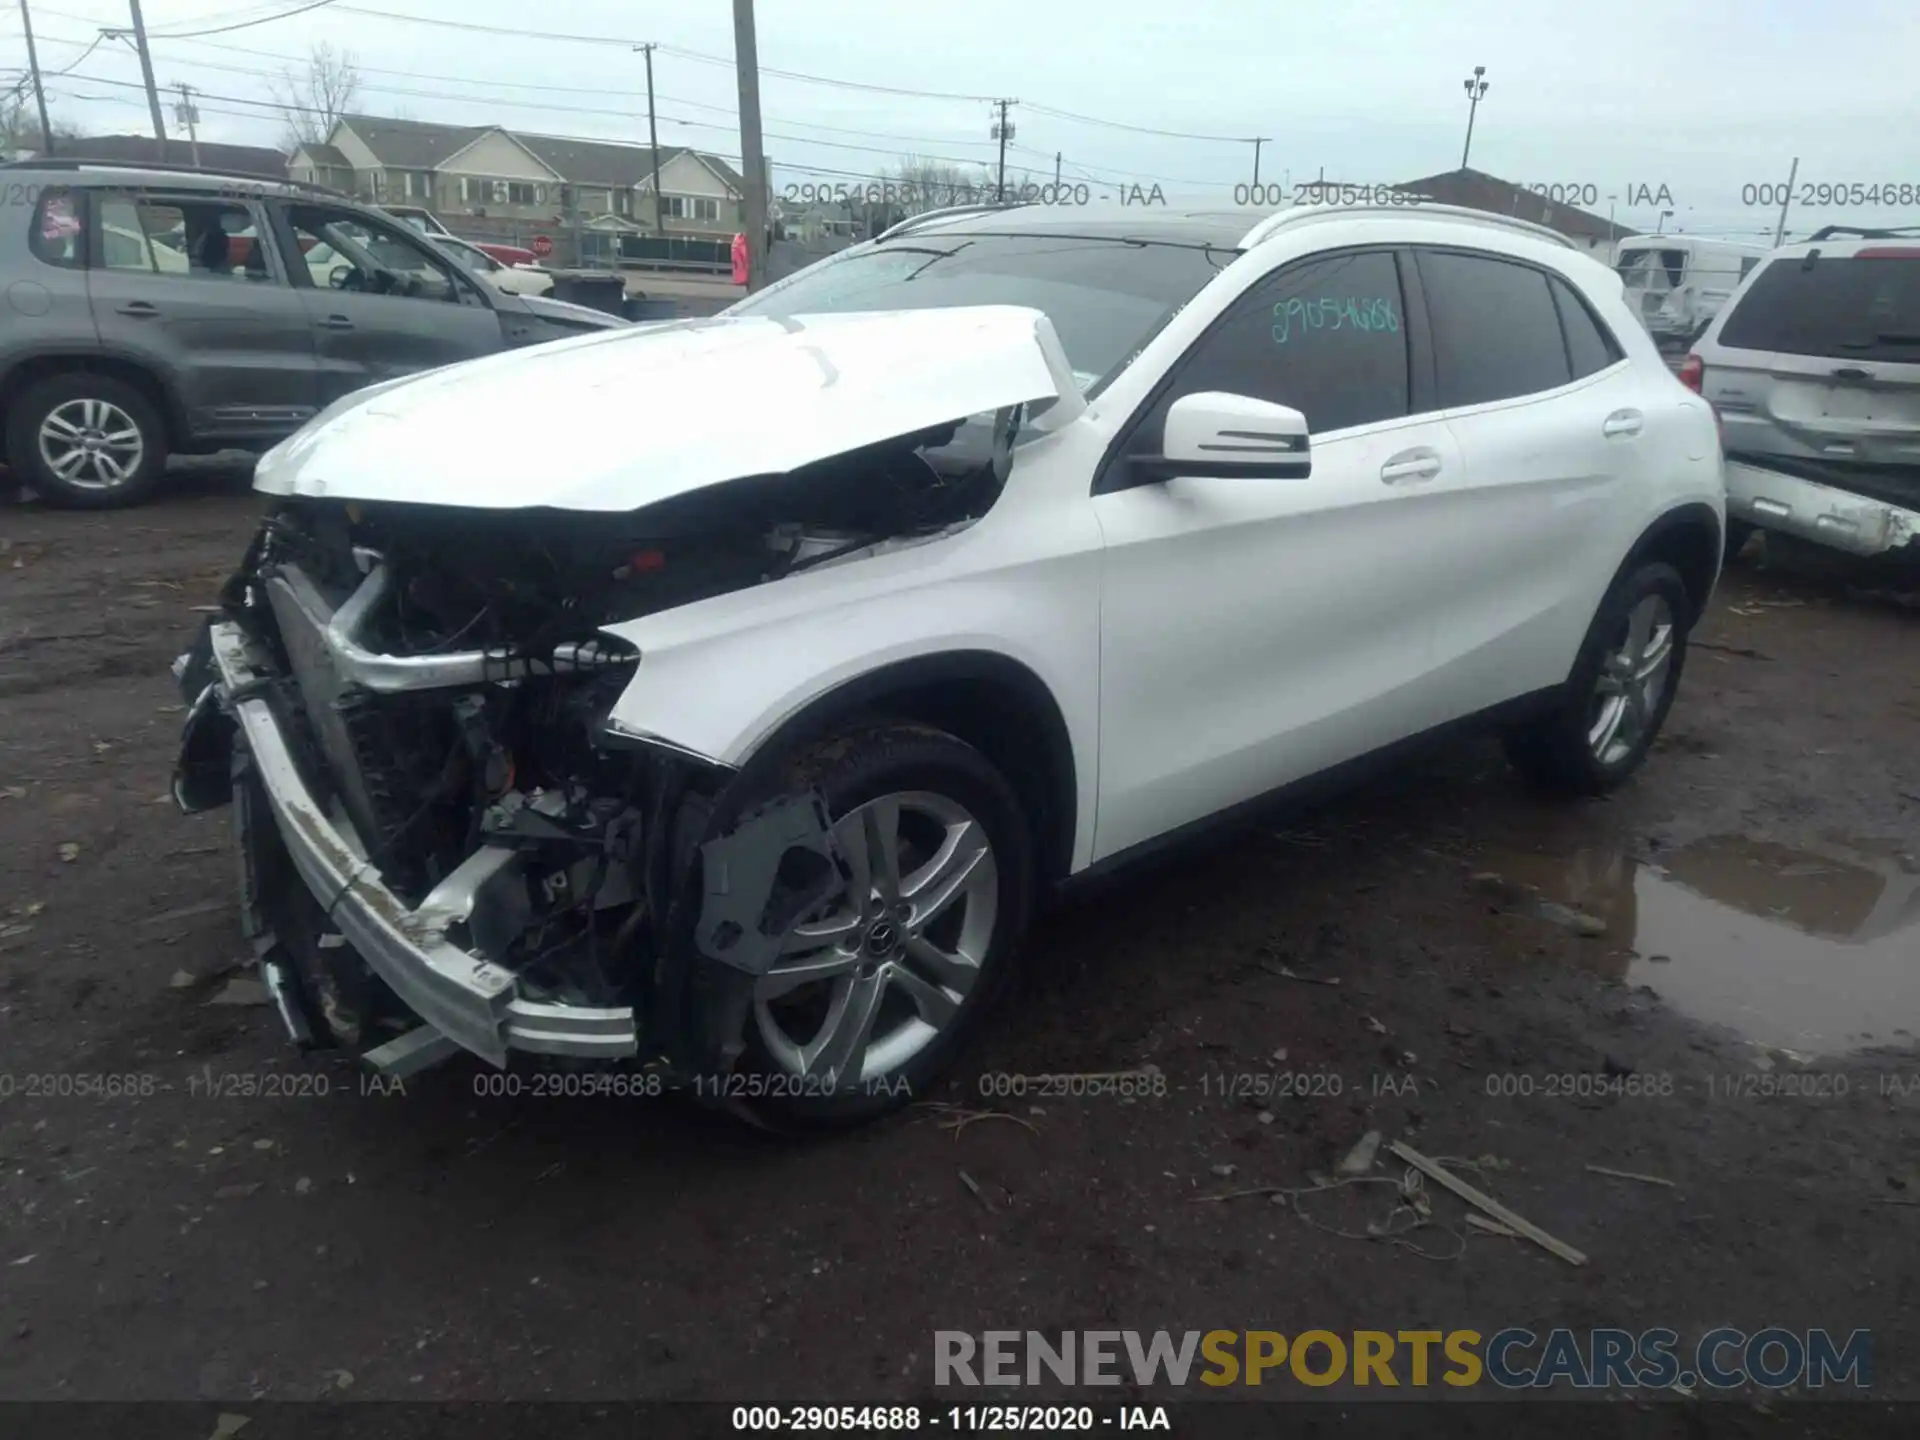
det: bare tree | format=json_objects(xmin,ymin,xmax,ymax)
[
  {"xmin": 272, "ymin": 42, "xmax": 360, "ymax": 150},
  {"xmin": 1, "ymin": 88, "xmax": 79, "ymax": 157}
]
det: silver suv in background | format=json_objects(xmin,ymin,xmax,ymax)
[
  {"xmin": 0, "ymin": 160, "xmax": 624, "ymax": 509},
  {"xmin": 1683, "ymin": 226, "xmax": 1920, "ymax": 569}
]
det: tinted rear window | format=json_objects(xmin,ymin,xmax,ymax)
[
  {"xmin": 1719, "ymin": 255, "xmax": 1920, "ymax": 361},
  {"xmin": 1418, "ymin": 250, "xmax": 1573, "ymax": 407},
  {"xmin": 1551, "ymin": 275, "xmax": 1623, "ymax": 379}
]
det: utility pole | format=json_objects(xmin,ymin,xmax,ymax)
[
  {"xmin": 1773, "ymin": 156, "xmax": 1799, "ymax": 247},
  {"xmin": 634, "ymin": 43, "xmax": 665, "ymax": 237},
  {"xmin": 174, "ymin": 82, "xmax": 200, "ymax": 168},
  {"xmin": 1251, "ymin": 136, "xmax": 1271, "ymax": 187},
  {"xmin": 1459, "ymin": 65, "xmax": 1488, "ymax": 170},
  {"xmin": 990, "ymin": 98, "xmax": 1015, "ymax": 203},
  {"xmin": 126, "ymin": 0, "xmax": 168, "ymax": 157},
  {"xmin": 18, "ymin": 0, "xmax": 54, "ymax": 157},
  {"xmin": 1053, "ymin": 151, "xmax": 1061, "ymax": 188},
  {"xmin": 731, "ymin": 0, "xmax": 767, "ymax": 290}
]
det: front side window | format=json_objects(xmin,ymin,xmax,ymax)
[
  {"xmin": 728, "ymin": 232, "xmax": 1231, "ymax": 395},
  {"xmin": 1418, "ymin": 250, "xmax": 1573, "ymax": 407},
  {"xmin": 30, "ymin": 187, "xmax": 83, "ymax": 268},
  {"xmin": 288, "ymin": 204, "xmax": 471, "ymax": 305},
  {"xmin": 98, "ymin": 197, "xmax": 268, "ymax": 282},
  {"xmin": 1134, "ymin": 249, "xmax": 1409, "ymax": 438},
  {"xmin": 1717, "ymin": 255, "xmax": 1920, "ymax": 362}
]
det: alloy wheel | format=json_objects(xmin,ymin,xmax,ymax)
[
  {"xmin": 37, "ymin": 398, "xmax": 145, "ymax": 491},
  {"xmin": 1587, "ymin": 593, "xmax": 1675, "ymax": 767},
  {"xmin": 753, "ymin": 790, "xmax": 999, "ymax": 1088}
]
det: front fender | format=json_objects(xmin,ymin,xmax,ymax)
[{"xmin": 599, "ymin": 527, "xmax": 1103, "ymax": 871}]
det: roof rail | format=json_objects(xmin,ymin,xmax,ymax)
[
  {"xmin": 876, "ymin": 201, "xmax": 1030, "ymax": 242},
  {"xmin": 1237, "ymin": 201, "xmax": 1576, "ymax": 252},
  {"xmin": 1804, "ymin": 223, "xmax": 1920, "ymax": 242},
  {"xmin": 0, "ymin": 157, "xmax": 341, "ymax": 196}
]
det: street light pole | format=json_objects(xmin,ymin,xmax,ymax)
[
  {"xmin": 18, "ymin": 0, "xmax": 55, "ymax": 156},
  {"xmin": 1459, "ymin": 65, "xmax": 1488, "ymax": 170},
  {"xmin": 1252, "ymin": 136, "xmax": 1271, "ymax": 187}
]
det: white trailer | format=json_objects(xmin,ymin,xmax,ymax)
[{"xmin": 1614, "ymin": 235, "xmax": 1773, "ymax": 345}]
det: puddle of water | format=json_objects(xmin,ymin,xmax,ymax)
[{"xmin": 1482, "ymin": 836, "xmax": 1920, "ymax": 1055}]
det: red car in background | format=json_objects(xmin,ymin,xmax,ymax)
[{"xmin": 384, "ymin": 205, "xmax": 538, "ymax": 268}]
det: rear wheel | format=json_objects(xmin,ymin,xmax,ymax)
[
  {"xmin": 720, "ymin": 723, "xmax": 1035, "ymax": 1128},
  {"xmin": 7, "ymin": 372, "xmax": 168, "ymax": 509},
  {"xmin": 1503, "ymin": 561, "xmax": 1690, "ymax": 795}
]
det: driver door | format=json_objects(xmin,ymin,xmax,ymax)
[
  {"xmin": 1089, "ymin": 247, "xmax": 1464, "ymax": 860},
  {"xmin": 277, "ymin": 200, "xmax": 508, "ymax": 403}
]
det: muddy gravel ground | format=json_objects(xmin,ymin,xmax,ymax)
[{"xmin": 1, "ymin": 471, "xmax": 1916, "ymax": 1428}]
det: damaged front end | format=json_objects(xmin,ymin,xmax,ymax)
[{"xmin": 172, "ymin": 435, "xmax": 1008, "ymax": 1080}]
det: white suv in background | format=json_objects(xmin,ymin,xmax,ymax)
[{"xmin": 175, "ymin": 201, "xmax": 1726, "ymax": 1125}]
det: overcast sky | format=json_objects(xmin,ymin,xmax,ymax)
[{"xmin": 6, "ymin": 0, "xmax": 1919, "ymax": 239}]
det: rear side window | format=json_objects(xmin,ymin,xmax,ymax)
[
  {"xmin": 1718, "ymin": 255, "xmax": 1920, "ymax": 362},
  {"xmin": 1550, "ymin": 275, "xmax": 1623, "ymax": 379},
  {"xmin": 30, "ymin": 187, "xmax": 83, "ymax": 269},
  {"xmin": 1418, "ymin": 250, "xmax": 1572, "ymax": 407},
  {"xmin": 1139, "ymin": 249, "xmax": 1409, "ymax": 436}
]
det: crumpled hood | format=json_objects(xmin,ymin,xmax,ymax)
[{"xmin": 254, "ymin": 305, "xmax": 1079, "ymax": 511}]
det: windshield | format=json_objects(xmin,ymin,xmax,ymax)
[{"xmin": 728, "ymin": 233, "xmax": 1232, "ymax": 393}]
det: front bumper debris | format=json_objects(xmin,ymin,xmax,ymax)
[
  {"xmin": 1725, "ymin": 460, "xmax": 1920, "ymax": 561},
  {"xmin": 197, "ymin": 619, "xmax": 638, "ymax": 1069}
]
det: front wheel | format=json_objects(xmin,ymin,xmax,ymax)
[
  {"xmin": 8, "ymin": 372, "xmax": 168, "ymax": 509},
  {"xmin": 717, "ymin": 723, "xmax": 1035, "ymax": 1129},
  {"xmin": 1503, "ymin": 561, "xmax": 1690, "ymax": 796}
]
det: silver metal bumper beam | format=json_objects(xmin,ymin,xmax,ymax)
[
  {"xmin": 207, "ymin": 620, "xmax": 638, "ymax": 1068},
  {"xmin": 1725, "ymin": 460, "xmax": 1920, "ymax": 560}
]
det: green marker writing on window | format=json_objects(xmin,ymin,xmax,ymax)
[{"xmin": 1272, "ymin": 296, "xmax": 1399, "ymax": 344}]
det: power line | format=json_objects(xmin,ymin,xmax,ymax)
[
  {"xmin": 145, "ymin": 0, "xmax": 343, "ymax": 40},
  {"xmin": 32, "ymin": 24, "xmax": 1004, "ymax": 151},
  {"xmin": 1022, "ymin": 100, "xmax": 1256, "ymax": 145},
  {"xmin": 317, "ymin": 4, "xmax": 998, "ymax": 102}
]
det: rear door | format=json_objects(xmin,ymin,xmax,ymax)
[
  {"xmin": 1408, "ymin": 246, "xmax": 1653, "ymax": 716},
  {"xmin": 86, "ymin": 190, "xmax": 320, "ymax": 442},
  {"xmin": 276, "ymin": 200, "xmax": 508, "ymax": 403},
  {"xmin": 1707, "ymin": 248, "xmax": 1920, "ymax": 508}
]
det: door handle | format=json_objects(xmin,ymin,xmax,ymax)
[
  {"xmin": 1379, "ymin": 450, "xmax": 1442, "ymax": 485},
  {"xmin": 1602, "ymin": 409, "xmax": 1644, "ymax": 437},
  {"xmin": 321, "ymin": 315, "xmax": 355, "ymax": 330},
  {"xmin": 114, "ymin": 301, "xmax": 159, "ymax": 317}
]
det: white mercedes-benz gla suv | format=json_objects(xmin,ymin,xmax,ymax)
[{"xmin": 174, "ymin": 201, "xmax": 1726, "ymax": 1125}]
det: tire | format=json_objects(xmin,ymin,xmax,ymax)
[
  {"xmin": 1724, "ymin": 519, "xmax": 1756, "ymax": 564},
  {"xmin": 1502, "ymin": 561, "xmax": 1691, "ymax": 796},
  {"xmin": 7, "ymin": 371, "xmax": 169, "ymax": 510},
  {"xmin": 710, "ymin": 722, "xmax": 1036, "ymax": 1129}
]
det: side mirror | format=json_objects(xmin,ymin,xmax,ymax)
[{"xmin": 1139, "ymin": 391, "xmax": 1311, "ymax": 481}]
